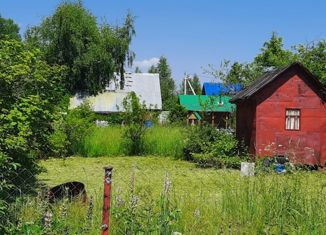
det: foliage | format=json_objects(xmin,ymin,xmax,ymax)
[
  {"xmin": 254, "ymin": 32, "xmax": 294, "ymax": 68},
  {"xmin": 294, "ymin": 40, "xmax": 326, "ymax": 84},
  {"xmin": 94, "ymin": 113, "xmax": 124, "ymax": 125},
  {"xmin": 25, "ymin": 1, "xmax": 135, "ymax": 95},
  {"xmin": 0, "ymin": 15, "xmax": 20, "ymax": 41},
  {"xmin": 149, "ymin": 56, "xmax": 176, "ymax": 110},
  {"xmin": 183, "ymin": 125, "xmax": 220, "ymax": 160},
  {"xmin": 0, "ymin": 39, "xmax": 65, "ymax": 158},
  {"xmin": 64, "ymin": 102, "xmax": 96, "ymax": 156},
  {"xmin": 206, "ymin": 32, "xmax": 326, "ymax": 86},
  {"xmin": 192, "ymin": 74, "xmax": 202, "ymax": 94},
  {"xmin": 0, "ymin": 39, "xmax": 65, "ymax": 232},
  {"xmin": 167, "ymin": 102, "xmax": 188, "ymax": 124},
  {"xmin": 183, "ymin": 125, "xmax": 245, "ymax": 168},
  {"xmin": 121, "ymin": 92, "xmax": 148, "ymax": 155},
  {"xmin": 115, "ymin": 12, "xmax": 136, "ymax": 89},
  {"xmin": 148, "ymin": 64, "xmax": 159, "ymax": 73}
]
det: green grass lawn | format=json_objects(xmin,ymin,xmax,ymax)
[{"xmin": 18, "ymin": 156, "xmax": 326, "ymax": 235}]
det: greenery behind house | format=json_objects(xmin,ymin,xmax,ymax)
[{"xmin": 1, "ymin": 1, "xmax": 326, "ymax": 234}]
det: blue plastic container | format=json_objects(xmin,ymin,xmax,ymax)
[
  {"xmin": 275, "ymin": 164, "xmax": 286, "ymax": 173},
  {"xmin": 144, "ymin": 120, "xmax": 154, "ymax": 128}
]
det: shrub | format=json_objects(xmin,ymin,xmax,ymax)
[
  {"xmin": 183, "ymin": 125, "xmax": 220, "ymax": 160},
  {"xmin": 0, "ymin": 39, "xmax": 65, "ymax": 233},
  {"xmin": 64, "ymin": 102, "xmax": 95, "ymax": 155},
  {"xmin": 121, "ymin": 92, "xmax": 148, "ymax": 155},
  {"xmin": 183, "ymin": 125, "xmax": 246, "ymax": 168},
  {"xmin": 168, "ymin": 103, "xmax": 187, "ymax": 124}
]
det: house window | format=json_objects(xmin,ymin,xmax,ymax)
[{"xmin": 285, "ymin": 109, "xmax": 300, "ymax": 130}]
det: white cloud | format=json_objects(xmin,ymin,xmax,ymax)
[{"xmin": 132, "ymin": 57, "xmax": 159, "ymax": 72}]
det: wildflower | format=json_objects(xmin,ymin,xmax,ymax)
[
  {"xmin": 130, "ymin": 195, "xmax": 139, "ymax": 208},
  {"xmin": 163, "ymin": 173, "xmax": 172, "ymax": 195},
  {"xmin": 86, "ymin": 196, "xmax": 94, "ymax": 224},
  {"xmin": 60, "ymin": 197, "xmax": 68, "ymax": 218},
  {"xmin": 115, "ymin": 194, "xmax": 124, "ymax": 207},
  {"xmin": 43, "ymin": 210, "xmax": 53, "ymax": 230},
  {"xmin": 82, "ymin": 196, "xmax": 94, "ymax": 233},
  {"xmin": 194, "ymin": 208, "xmax": 200, "ymax": 218}
]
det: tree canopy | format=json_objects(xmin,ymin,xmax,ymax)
[
  {"xmin": 0, "ymin": 15, "xmax": 20, "ymax": 41},
  {"xmin": 25, "ymin": 1, "xmax": 135, "ymax": 95},
  {"xmin": 148, "ymin": 56, "xmax": 176, "ymax": 110},
  {"xmin": 206, "ymin": 33, "xmax": 326, "ymax": 86}
]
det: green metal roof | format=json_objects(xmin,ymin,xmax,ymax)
[
  {"xmin": 193, "ymin": 111, "xmax": 202, "ymax": 120},
  {"xmin": 179, "ymin": 95, "xmax": 235, "ymax": 112}
]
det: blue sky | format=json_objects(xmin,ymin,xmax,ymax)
[{"xmin": 1, "ymin": 0, "xmax": 325, "ymax": 85}]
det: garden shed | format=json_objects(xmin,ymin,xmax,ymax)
[
  {"xmin": 179, "ymin": 95, "xmax": 235, "ymax": 128},
  {"xmin": 230, "ymin": 62, "xmax": 326, "ymax": 166}
]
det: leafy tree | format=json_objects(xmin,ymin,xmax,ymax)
[
  {"xmin": 0, "ymin": 15, "xmax": 20, "ymax": 41},
  {"xmin": 148, "ymin": 56, "xmax": 176, "ymax": 110},
  {"xmin": 0, "ymin": 39, "xmax": 65, "ymax": 232},
  {"xmin": 295, "ymin": 40, "xmax": 326, "ymax": 84},
  {"xmin": 205, "ymin": 32, "xmax": 325, "ymax": 87},
  {"xmin": 156, "ymin": 57, "xmax": 176, "ymax": 110},
  {"xmin": 25, "ymin": 1, "xmax": 135, "ymax": 95},
  {"xmin": 192, "ymin": 74, "xmax": 202, "ymax": 94},
  {"xmin": 115, "ymin": 12, "xmax": 136, "ymax": 89},
  {"xmin": 254, "ymin": 32, "xmax": 294, "ymax": 69},
  {"xmin": 168, "ymin": 102, "xmax": 187, "ymax": 124}
]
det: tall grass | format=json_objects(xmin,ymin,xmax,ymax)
[
  {"xmin": 82, "ymin": 126, "xmax": 124, "ymax": 156},
  {"xmin": 143, "ymin": 126, "xmax": 185, "ymax": 158},
  {"xmin": 12, "ymin": 157, "xmax": 326, "ymax": 234},
  {"xmin": 80, "ymin": 126, "xmax": 185, "ymax": 157}
]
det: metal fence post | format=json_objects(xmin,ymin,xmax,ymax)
[{"xmin": 102, "ymin": 166, "xmax": 113, "ymax": 235}]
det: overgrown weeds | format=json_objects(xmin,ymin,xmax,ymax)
[
  {"xmin": 9, "ymin": 157, "xmax": 326, "ymax": 234},
  {"xmin": 78, "ymin": 126, "xmax": 185, "ymax": 157}
]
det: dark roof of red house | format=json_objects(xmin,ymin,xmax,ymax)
[{"xmin": 230, "ymin": 62, "xmax": 326, "ymax": 103}]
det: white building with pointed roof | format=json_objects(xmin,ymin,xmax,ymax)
[{"xmin": 70, "ymin": 73, "xmax": 162, "ymax": 113}]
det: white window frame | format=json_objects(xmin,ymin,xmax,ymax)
[{"xmin": 285, "ymin": 109, "xmax": 300, "ymax": 130}]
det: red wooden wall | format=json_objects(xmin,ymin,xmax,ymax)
[{"xmin": 236, "ymin": 68, "xmax": 326, "ymax": 165}]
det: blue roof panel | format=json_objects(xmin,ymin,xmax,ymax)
[{"xmin": 202, "ymin": 82, "xmax": 242, "ymax": 95}]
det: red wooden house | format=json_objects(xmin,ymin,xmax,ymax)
[{"xmin": 230, "ymin": 62, "xmax": 326, "ymax": 166}]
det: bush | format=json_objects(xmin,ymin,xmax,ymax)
[
  {"xmin": 65, "ymin": 103, "xmax": 96, "ymax": 155},
  {"xmin": 183, "ymin": 125, "xmax": 220, "ymax": 160},
  {"xmin": 0, "ymin": 39, "xmax": 65, "ymax": 233},
  {"xmin": 168, "ymin": 103, "xmax": 187, "ymax": 124},
  {"xmin": 183, "ymin": 125, "xmax": 247, "ymax": 168},
  {"xmin": 121, "ymin": 92, "xmax": 148, "ymax": 155}
]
